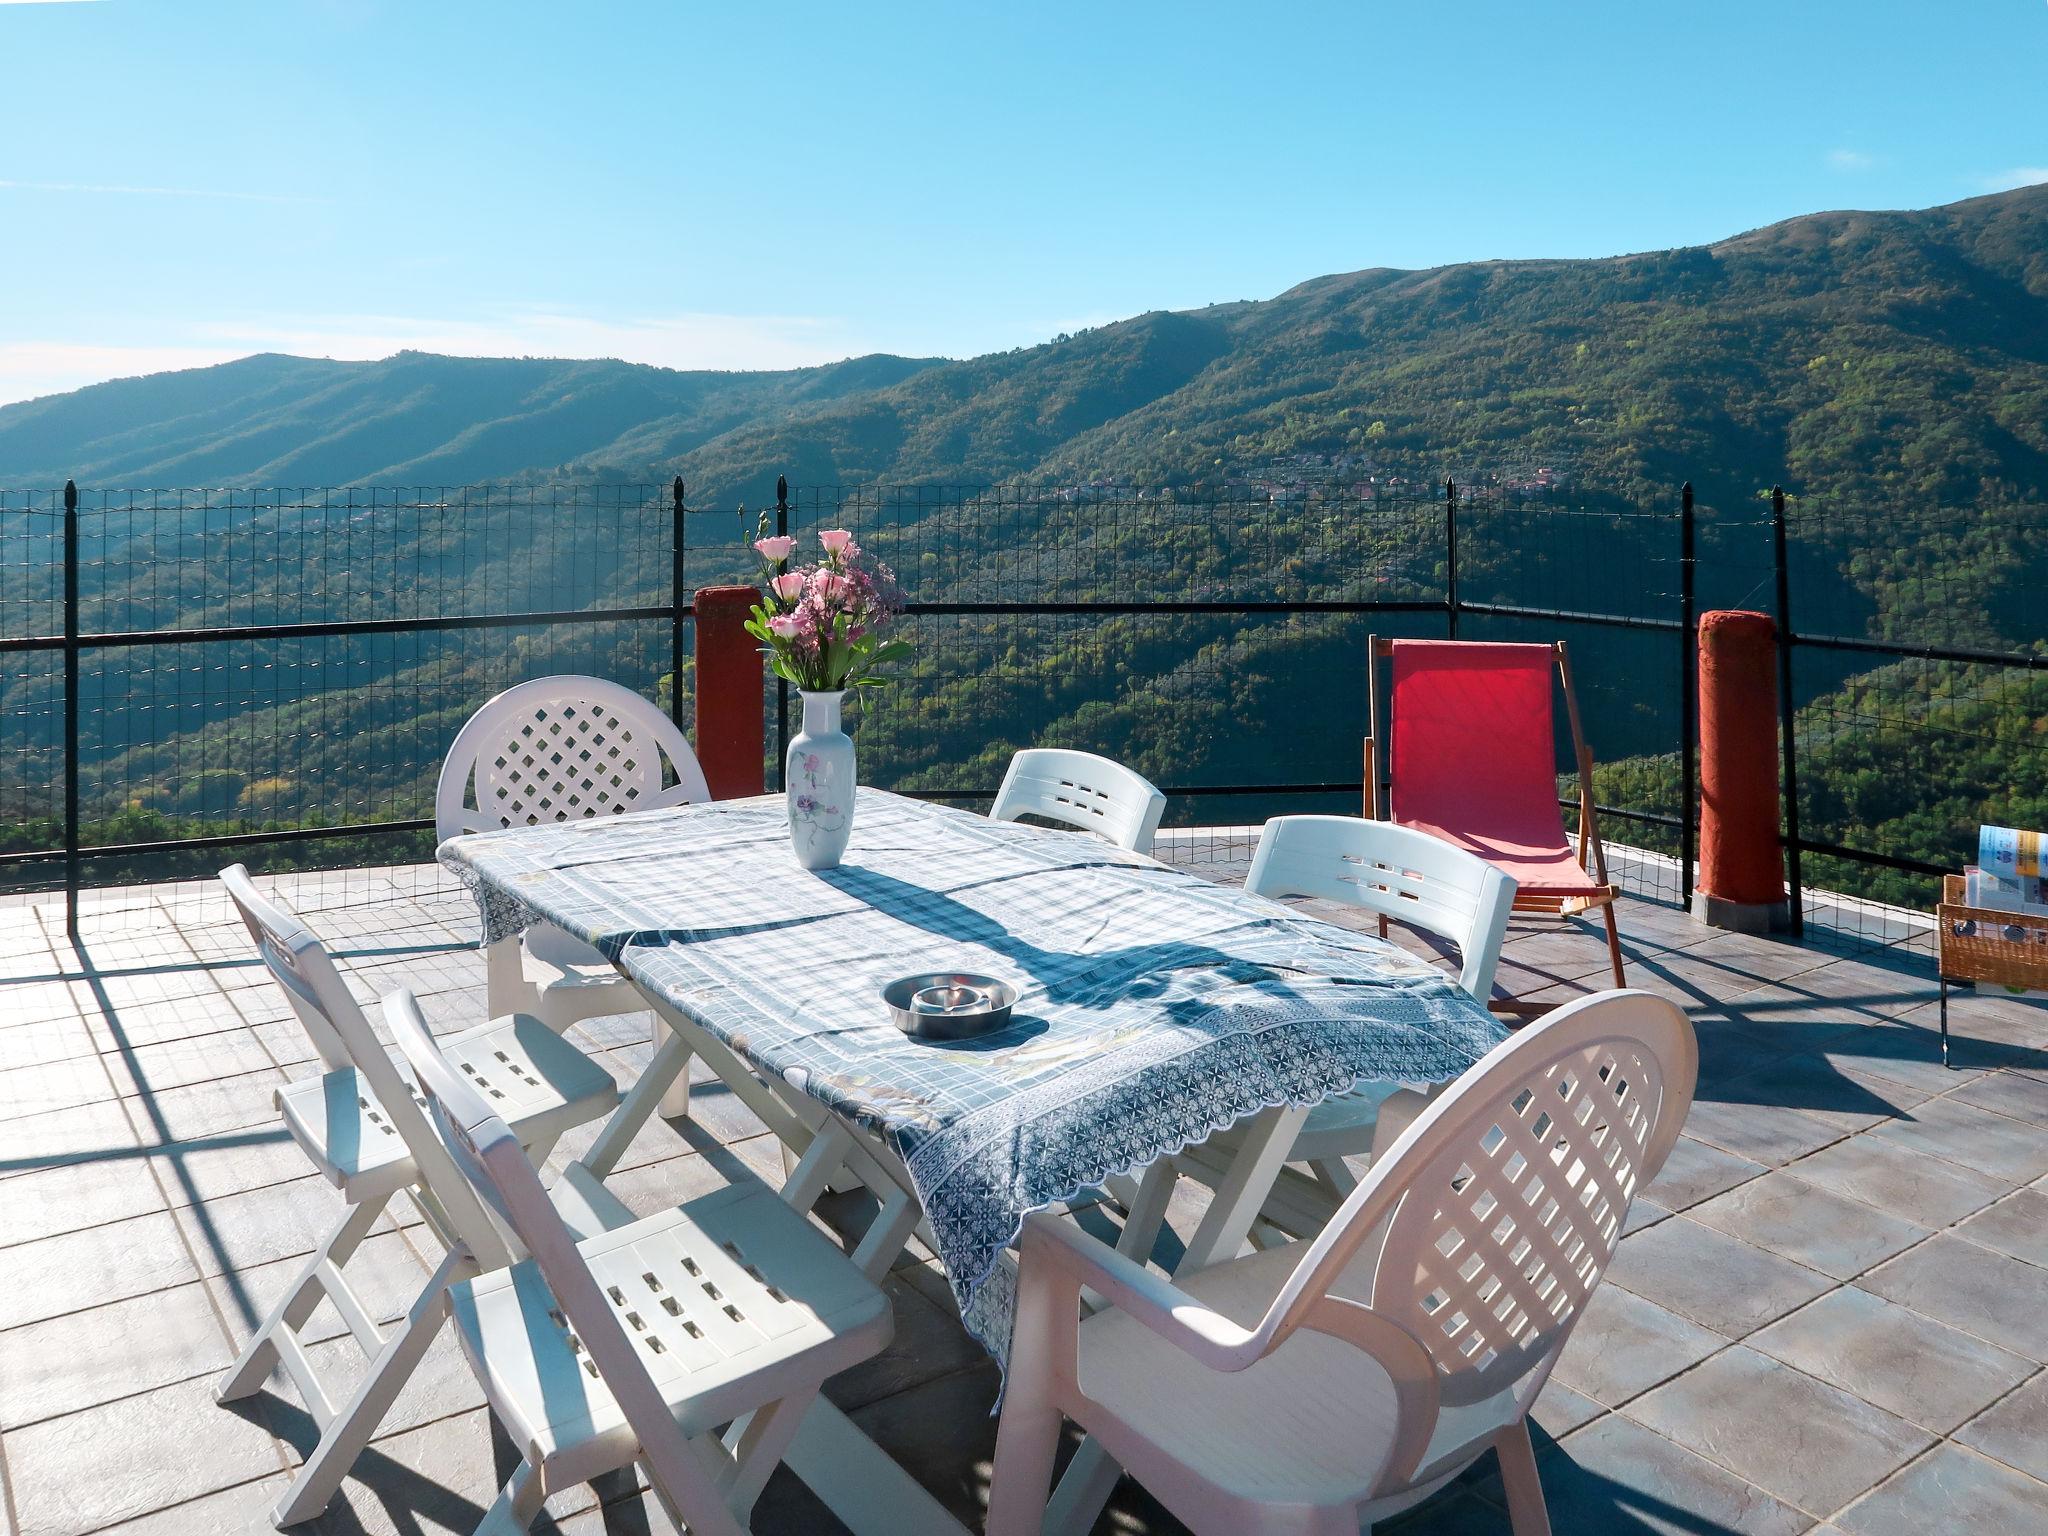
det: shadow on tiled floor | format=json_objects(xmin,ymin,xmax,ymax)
[{"xmin": 2, "ymin": 867, "xmax": 2047, "ymax": 1534}]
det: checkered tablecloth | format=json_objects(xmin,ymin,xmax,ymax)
[{"xmin": 442, "ymin": 789, "xmax": 1506, "ymax": 1361}]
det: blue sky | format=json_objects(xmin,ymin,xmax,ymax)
[{"xmin": 2, "ymin": 0, "xmax": 2044, "ymax": 405}]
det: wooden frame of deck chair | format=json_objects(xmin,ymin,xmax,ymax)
[
  {"xmin": 211, "ymin": 865, "xmax": 621, "ymax": 1528},
  {"xmin": 1364, "ymin": 636, "xmax": 1627, "ymax": 1016}
]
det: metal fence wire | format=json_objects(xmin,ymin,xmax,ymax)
[{"xmin": 4, "ymin": 474, "xmax": 2041, "ymax": 960}]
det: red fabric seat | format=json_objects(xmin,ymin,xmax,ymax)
[{"xmin": 1386, "ymin": 640, "xmax": 1608, "ymax": 900}]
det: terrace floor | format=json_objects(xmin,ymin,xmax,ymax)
[{"xmin": 2, "ymin": 859, "xmax": 2047, "ymax": 1536}]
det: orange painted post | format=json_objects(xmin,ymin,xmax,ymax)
[
  {"xmin": 692, "ymin": 585, "xmax": 766, "ymax": 799},
  {"xmin": 1692, "ymin": 609, "xmax": 1791, "ymax": 932}
]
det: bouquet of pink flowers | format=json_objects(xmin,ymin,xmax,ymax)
[{"xmin": 742, "ymin": 521, "xmax": 910, "ymax": 692}]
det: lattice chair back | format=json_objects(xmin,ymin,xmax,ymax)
[
  {"xmin": 1261, "ymin": 991, "xmax": 1695, "ymax": 1420},
  {"xmin": 1246, "ymin": 815, "xmax": 1517, "ymax": 1000},
  {"xmin": 386, "ymin": 989, "xmax": 743, "ymax": 1533},
  {"xmin": 436, "ymin": 675, "xmax": 712, "ymax": 843},
  {"xmin": 990, "ymin": 747, "xmax": 1167, "ymax": 856},
  {"xmin": 220, "ymin": 864, "xmax": 505, "ymax": 1254}
]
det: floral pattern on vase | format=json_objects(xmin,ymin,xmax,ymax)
[{"xmin": 787, "ymin": 689, "xmax": 855, "ymax": 869}]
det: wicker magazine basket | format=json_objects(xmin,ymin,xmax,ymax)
[{"xmin": 1937, "ymin": 874, "xmax": 2048, "ymax": 991}]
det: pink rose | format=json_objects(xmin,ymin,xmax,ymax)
[
  {"xmin": 766, "ymin": 615, "xmax": 801, "ymax": 640},
  {"xmin": 769, "ymin": 571, "xmax": 805, "ymax": 603},
  {"xmin": 817, "ymin": 529, "xmax": 855, "ymax": 556},
  {"xmin": 754, "ymin": 535, "xmax": 797, "ymax": 562}
]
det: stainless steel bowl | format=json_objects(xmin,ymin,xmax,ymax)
[{"xmin": 882, "ymin": 972, "xmax": 1019, "ymax": 1041}]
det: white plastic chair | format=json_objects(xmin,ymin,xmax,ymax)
[
  {"xmin": 1231, "ymin": 815, "xmax": 1518, "ymax": 1218},
  {"xmin": 437, "ymin": 675, "xmax": 711, "ymax": 1112},
  {"xmin": 386, "ymin": 990, "xmax": 894, "ymax": 1535},
  {"xmin": 990, "ymin": 747, "xmax": 1167, "ymax": 856},
  {"xmin": 987, "ymin": 989, "xmax": 1697, "ymax": 1536},
  {"xmin": 212, "ymin": 865, "xmax": 620, "ymax": 1528}
]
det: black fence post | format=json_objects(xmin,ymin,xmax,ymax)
[
  {"xmin": 1444, "ymin": 477, "xmax": 1460, "ymax": 638},
  {"xmin": 774, "ymin": 474, "xmax": 789, "ymax": 790},
  {"xmin": 62, "ymin": 478, "xmax": 80, "ymax": 943},
  {"xmin": 1771, "ymin": 485, "xmax": 1804, "ymax": 935},
  {"xmin": 1679, "ymin": 481, "xmax": 1697, "ymax": 906},
  {"xmin": 670, "ymin": 477, "xmax": 687, "ymax": 731}
]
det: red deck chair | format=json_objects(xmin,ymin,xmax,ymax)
[{"xmin": 1364, "ymin": 637, "xmax": 1627, "ymax": 1013}]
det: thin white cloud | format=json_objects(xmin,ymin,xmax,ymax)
[
  {"xmin": 1976, "ymin": 166, "xmax": 2048, "ymax": 192},
  {"xmin": 1826, "ymin": 149, "xmax": 1875, "ymax": 172},
  {"xmin": 0, "ymin": 342, "xmax": 247, "ymax": 405},
  {"xmin": 0, "ymin": 178, "xmax": 320, "ymax": 204},
  {"xmin": 0, "ymin": 308, "xmax": 889, "ymax": 406}
]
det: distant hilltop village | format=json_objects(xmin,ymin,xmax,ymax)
[{"xmin": 1046, "ymin": 453, "xmax": 1574, "ymax": 503}]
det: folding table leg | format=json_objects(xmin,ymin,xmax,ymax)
[
  {"xmin": 217, "ymin": 1196, "xmax": 385, "ymax": 1404},
  {"xmin": 653, "ymin": 1014, "xmax": 692, "ymax": 1118},
  {"xmin": 272, "ymin": 1245, "xmax": 474, "ymax": 1527}
]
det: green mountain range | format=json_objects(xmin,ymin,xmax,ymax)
[
  {"xmin": 4, "ymin": 186, "xmax": 2045, "ymax": 915},
  {"xmin": 6, "ymin": 184, "xmax": 2046, "ymax": 514}
]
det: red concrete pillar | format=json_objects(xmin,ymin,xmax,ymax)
[
  {"xmin": 1692, "ymin": 609, "xmax": 1790, "ymax": 932},
  {"xmin": 692, "ymin": 585, "xmax": 765, "ymax": 799}
]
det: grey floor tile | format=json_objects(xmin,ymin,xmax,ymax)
[
  {"xmin": 148, "ymin": 1130, "xmax": 310, "ymax": 1210},
  {"xmin": 1956, "ymin": 1369, "xmax": 2048, "ymax": 1484},
  {"xmin": 1862, "ymin": 1233, "xmax": 2048, "ymax": 1362},
  {"xmin": 820, "ymin": 1270, "xmax": 986, "ymax": 1416},
  {"xmin": 0, "ymin": 1014, "xmax": 99, "ymax": 1075},
  {"xmin": 120, "ymin": 1070, "xmax": 283, "ymax": 1143},
  {"xmin": 1813, "ymin": 1024, "xmax": 1988, "ymax": 1096},
  {"xmin": 3, "ymin": 1375, "xmax": 285, "ymax": 1536},
  {"xmin": 1785, "ymin": 1133, "xmax": 2010, "ymax": 1228},
  {"xmin": 1834, "ymin": 1442, "xmax": 2048, "ymax": 1535},
  {"xmin": 0, "ymin": 1154, "xmax": 167, "ymax": 1249},
  {"xmin": 1686, "ymin": 1170, "xmax": 1929, "ymax": 1281},
  {"xmin": 1626, "ymin": 1346, "xmax": 1932, "ymax": 1518},
  {"xmin": 1678, "ymin": 1095, "xmax": 1846, "ymax": 1168},
  {"xmin": 85, "ymin": 1476, "xmax": 290, "ymax": 1535},
  {"xmin": 1538, "ymin": 1413, "xmax": 1815, "ymax": 1535},
  {"xmin": 0, "ymin": 1210, "xmax": 200, "ymax": 1331},
  {"xmin": 1604, "ymin": 1217, "xmax": 1834, "ymax": 1337},
  {"xmin": 0, "ymin": 1283, "xmax": 231, "ymax": 1428},
  {"xmin": 1644, "ymin": 1134, "xmax": 1768, "ymax": 1212},
  {"xmin": 170, "ymin": 1174, "xmax": 392, "ymax": 1280},
  {"xmin": 0, "ymin": 1100, "xmax": 138, "ymax": 1181},
  {"xmin": 1868, "ymin": 1095, "xmax": 2048, "ymax": 1186},
  {"xmin": 1951, "ymin": 1069, "xmax": 2048, "ymax": 1127},
  {"xmin": 1748, "ymin": 1287, "xmax": 2035, "ymax": 1435},
  {"xmin": 1550, "ymin": 1283, "xmax": 1729, "ymax": 1407},
  {"xmin": 102, "ymin": 1029, "xmax": 277, "ymax": 1100},
  {"xmin": 1955, "ymin": 1187, "xmax": 2048, "ymax": 1268},
  {"xmin": 1711, "ymin": 1051, "xmax": 1932, "ymax": 1134}
]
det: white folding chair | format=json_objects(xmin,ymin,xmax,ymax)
[
  {"xmin": 212, "ymin": 865, "xmax": 621, "ymax": 1528},
  {"xmin": 990, "ymin": 747, "xmax": 1167, "ymax": 857},
  {"xmin": 1191, "ymin": 816, "xmax": 1519, "ymax": 1233},
  {"xmin": 987, "ymin": 989, "xmax": 1697, "ymax": 1536},
  {"xmin": 438, "ymin": 674, "xmax": 711, "ymax": 1113},
  {"xmin": 387, "ymin": 990, "xmax": 894, "ymax": 1535}
]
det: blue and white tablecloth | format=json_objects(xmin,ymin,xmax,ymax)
[{"xmin": 442, "ymin": 789, "xmax": 1507, "ymax": 1360}]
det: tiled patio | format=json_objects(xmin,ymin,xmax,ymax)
[{"xmin": 3, "ymin": 864, "xmax": 2047, "ymax": 1536}]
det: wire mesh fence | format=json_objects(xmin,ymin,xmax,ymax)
[
  {"xmin": 1777, "ymin": 495, "xmax": 2048, "ymax": 957},
  {"xmin": 7, "ymin": 473, "xmax": 2038, "ymax": 961}
]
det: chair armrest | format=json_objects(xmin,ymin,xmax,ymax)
[{"xmin": 1017, "ymin": 1212, "xmax": 1259, "ymax": 1370}]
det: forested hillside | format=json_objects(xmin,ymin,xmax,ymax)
[{"xmin": 3, "ymin": 186, "xmax": 2045, "ymax": 912}]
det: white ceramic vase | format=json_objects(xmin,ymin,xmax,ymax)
[{"xmin": 787, "ymin": 690, "xmax": 855, "ymax": 870}]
